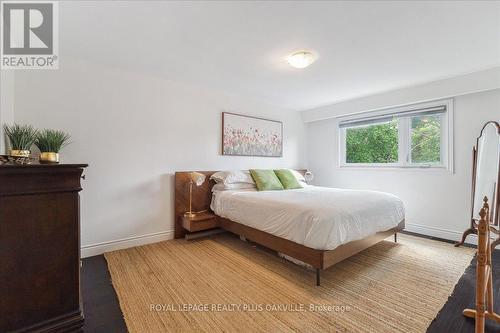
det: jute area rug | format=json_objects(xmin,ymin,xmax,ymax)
[{"xmin": 104, "ymin": 233, "xmax": 474, "ymax": 333}]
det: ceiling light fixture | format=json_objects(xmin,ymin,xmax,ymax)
[{"xmin": 286, "ymin": 51, "xmax": 316, "ymax": 69}]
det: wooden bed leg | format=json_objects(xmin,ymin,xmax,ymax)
[
  {"xmin": 394, "ymin": 233, "xmax": 397, "ymax": 243},
  {"xmin": 316, "ymin": 268, "xmax": 320, "ymax": 286}
]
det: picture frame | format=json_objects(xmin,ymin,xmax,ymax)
[{"xmin": 222, "ymin": 112, "xmax": 283, "ymax": 157}]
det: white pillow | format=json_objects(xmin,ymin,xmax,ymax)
[
  {"xmin": 212, "ymin": 183, "xmax": 256, "ymax": 192},
  {"xmin": 289, "ymin": 169, "xmax": 306, "ymax": 182},
  {"xmin": 210, "ymin": 170, "xmax": 255, "ymax": 185},
  {"xmin": 287, "ymin": 169, "xmax": 309, "ymax": 187}
]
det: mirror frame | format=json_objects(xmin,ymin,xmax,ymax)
[{"xmin": 471, "ymin": 121, "xmax": 500, "ymax": 227}]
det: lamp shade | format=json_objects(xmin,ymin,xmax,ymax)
[
  {"xmin": 189, "ymin": 172, "xmax": 206, "ymax": 186},
  {"xmin": 304, "ymin": 170, "xmax": 314, "ymax": 182}
]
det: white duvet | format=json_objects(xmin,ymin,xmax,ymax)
[{"xmin": 211, "ymin": 186, "xmax": 405, "ymax": 251}]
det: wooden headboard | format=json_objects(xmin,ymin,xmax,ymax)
[{"xmin": 174, "ymin": 170, "xmax": 306, "ymax": 239}]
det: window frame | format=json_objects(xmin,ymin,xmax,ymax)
[{"xmin": 338, "ymin": 99, "xmax": 454, "ymax": 171}]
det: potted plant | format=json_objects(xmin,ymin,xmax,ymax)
[
  {"xmin": 3, "ymin": 124, "xmax": 38, "ymax": 157},
  {"xmin": 34, "ymin": 129, "xmax": 71, "ymax": 163}
]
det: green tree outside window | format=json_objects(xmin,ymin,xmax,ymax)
[{"xmin": 346, "ymin": 120, "xmax": 398, "ymax": 163}]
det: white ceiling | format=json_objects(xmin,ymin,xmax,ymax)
[{"xmin": 61, "ymin": 1, "xmax": 500, "ymax": 110}]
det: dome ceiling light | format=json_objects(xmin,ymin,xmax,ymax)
[{"xmin": 286, "ymin": 51, "xmax": 317, "ymax": 69}]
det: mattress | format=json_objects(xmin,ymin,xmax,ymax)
[{"xmin": 211, "ymin": 186, "xmax": 405, "ymax": 251}]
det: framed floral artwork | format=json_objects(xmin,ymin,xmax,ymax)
[{"xmin": 222, "ymin": 112, "xmax": 283, "ymax": 157}]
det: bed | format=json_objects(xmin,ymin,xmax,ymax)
[{"xmin": 174, "ymin": 170, "xmax": 405, "ymax": 285}]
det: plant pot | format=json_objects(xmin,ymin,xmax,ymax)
[
  {"xmin": 39, "ymin": 152, "xmax": 59, "ymax": 163},
  {"xmin": 10, "ymin": 150, "xmax": 30, "ymax": 157}
]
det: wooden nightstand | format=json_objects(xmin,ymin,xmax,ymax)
[{"xmin": 181, "ymin": 212, "xmax": 218, "ymax": 233}]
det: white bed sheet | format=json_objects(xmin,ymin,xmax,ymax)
[{"xmin": 211, "ymin": 186, "xmax": 405, "ymax": 251}]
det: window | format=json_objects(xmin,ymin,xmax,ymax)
[
  {"xmin": 339, "ymin": 99, "xmax": 453, "ymax": 170},
  {"xmin": 345, "ymin": 119, "xmax": 398, "ymax": 164},
  {"xmin": 409, "ymin": 114, "xmax": 442, "ymax": 164}
]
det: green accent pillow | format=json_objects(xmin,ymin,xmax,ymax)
[
  {"xmin": 249, "ymin": 169, "xmax": 284, "ymax": 191},
  {"xmin": 274, "ymin": 169, "xmax": 303, "ymax": 190}
]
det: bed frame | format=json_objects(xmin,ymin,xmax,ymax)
[{"xmin": 174, "ymin": 170, "xmax": 405, "ymax": 286}]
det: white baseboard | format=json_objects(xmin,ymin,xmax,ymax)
[
  {"xmin": 81, "ymin": 230, "xmax": 174, "ymax": 258},
  {"xmin": 81, "ymin": 223, "xmax": 476, "ymax": 258},
  {"xmin": 405, "ymin": 223, "xmax": 477, "ymax": 246}
]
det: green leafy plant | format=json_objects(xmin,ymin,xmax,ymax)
[
  {"xmin": 346, "ymin": 120, "xmax": 398, "ymax": 163},
  {"xmin": 3, "ymin": 123, "xmax": 38, "ymax": 151},
  {"xmin": 35, "ymin": 129, "xmax": 71, "ymax": 153}
]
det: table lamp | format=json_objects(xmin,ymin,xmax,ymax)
[
  {"xmin": 305, "ymin": 170, "xmax": 314, "ymax": 184},
  {"xmin": 184, "ymin": 171, "xmax": 206, "ymax": 218}
]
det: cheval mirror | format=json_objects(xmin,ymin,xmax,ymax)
[{"xmin": 456, "ymin": 121, "xmax": 500, "ymax": 249}]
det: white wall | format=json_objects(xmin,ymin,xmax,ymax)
[
  {"xmin": 0, "ymin": 71, "xmax": 15, "ymax": 154},
  {"xmin": 8, "ymin": 55, "xmax": 499, "ymax": 254},
  {"xmin": 13, "ymin": 57, "xmax": 306, "ymax": 257},
  {"xmin": 306, "ymin": 88, "xmax": 500, "ymax": 243},
  {"xmin": 302, "ymin": 67, "xmax": 500, "ymax": 122}
]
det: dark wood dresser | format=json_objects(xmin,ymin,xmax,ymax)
[{"xmin": 0, "ymin": 163, "xmax": 87, "ymax": 332}]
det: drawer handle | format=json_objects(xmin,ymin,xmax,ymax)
[{"xmin": 81, "ymin": 174, "xmax": 86, "ymax": 180}]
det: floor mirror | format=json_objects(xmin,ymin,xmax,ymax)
[{"xmin": 456, "ymin": 121, "xmax": 500, "ymax": 249}]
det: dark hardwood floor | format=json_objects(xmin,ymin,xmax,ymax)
[
  {"xmin": 82, "ymin": 256, "xmax": 127, "ymax": 333},
  {"xmin": 81, "ymin": 233, "xmax": 500, "ymax": 333},
  {"xmin": 426, "ymin": 251, "xmax": 500, "ymax": 332}
]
